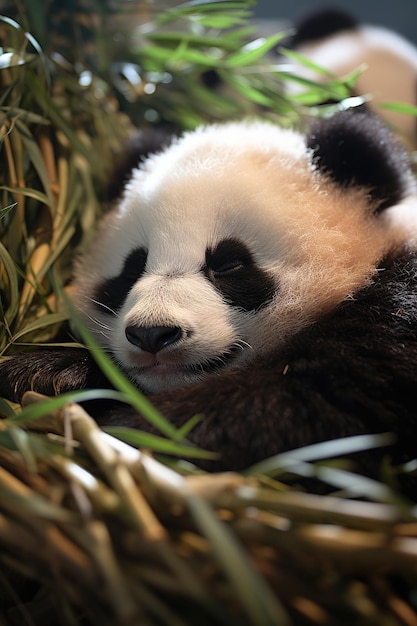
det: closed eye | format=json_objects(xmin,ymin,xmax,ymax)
[
  {"xmin": 205, "ymin": 237, "xmax": 253, "ymax": 277},
  {"xmin": 204, "ymin": 237, "xmax": 277, "ymax": 312},
  {"xmin": 213, "ymin": 259, "xmax": 245, "ymax": 277}
]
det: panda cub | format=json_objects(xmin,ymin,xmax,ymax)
[{"xmin": 2, "ymin": 109, "xmax": 417, "ymax": 480}]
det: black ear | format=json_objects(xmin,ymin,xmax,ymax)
[
  {"xmin": 289, "ymin": 7, "xmax": 358, "ymax": 47},
  {"xmin": 306, "ymin": 110, "xmax": 412, "ymax": 212}
]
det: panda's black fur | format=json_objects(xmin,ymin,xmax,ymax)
[
  {"xmin": 286, "ymin": 7, "xmax": 359, "ymax": 49},
  {"xmin": 1, "ymin": 109, "xmax": 417, "ymax": 489}
]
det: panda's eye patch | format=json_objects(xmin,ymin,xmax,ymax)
[
  {"xmin": 205, "ymin": 238, "xmax": 253, "ymax": 276},
  {"xmin": 204, "ymin": 238, "xmax": 276, "ymax": 312},
  {"xmin": 93, "ymin": 246, "xmax": 148, "ymax": 314}
]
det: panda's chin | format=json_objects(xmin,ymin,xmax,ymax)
[
  {"xmin": 123, "ymin": 344, "xmax": 243, "ymax": 393},
  {"xmin": 123, "ymin": 360, "xmax": 210, "ymax": 393},
  {"xmin": 133, "ymin": 367, "xmax": 204, "ymax": 393}
]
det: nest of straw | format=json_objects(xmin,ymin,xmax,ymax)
[{"xmin": 1, "ymin": 393, "xmax": 417, "ymax": 626}]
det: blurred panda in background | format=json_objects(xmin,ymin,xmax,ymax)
[{"xmin": 283, "ymin": 6, "xmax": 417, "ymax": 149}]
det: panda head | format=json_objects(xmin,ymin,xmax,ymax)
[{"xmin": 72, "ymin": 110, "xmax": 417, "ymax": 393}]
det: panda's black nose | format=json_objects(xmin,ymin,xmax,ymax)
[{"xmin": 125, "ymin": 325, "xmax": 182, "ymax": 354}]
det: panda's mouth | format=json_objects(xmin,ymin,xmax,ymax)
[{"xmin": 126, "ymin": 344, "xmax": 242, "ymax": 378}]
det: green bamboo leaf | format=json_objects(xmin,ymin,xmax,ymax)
[
  {"xmin": 16, "ymin": 119, "xmax": 53, "ymax": 204},
  {"xmin": 246, "ymin": 433, "xmax": 395, "ymax": 477},
  {"xmin": 2, "ymin": 106, "xmax": 50, "ymax": 125},
  {"xmin": 8, "ymin": 423, "xmax": 38, "ymax": 473},
  {"xmin": 0, "ymin": 184, "xmax": 53, "ymax": 207},
  {"xmin": 145, "ymin": 43, "xmax": 219, "ymax": 68},
  {"xmin": 0, "ymin": 202, "xmax": 17, "ymax": 220},
  {"xmin": 10, "ymin": 312, "xmax": 69, "ymax": 341},
  {"xmin": 185, "ymin": 81, "xmax": 240, "ymax": 115},
  {"xmin": 223, "ymin": 75, "xmax": 274, "ymax": 106},
  {"xmin": 156, "ymin": 1, "xmax": 254, "ymax": 26},
  {"xmin": 0, "ymin": 423, "xmax": 75, "ymax": 458},
  {"xmin": 0, "ymin": 240, "xmax": 20, "ymax": 325},
  {"xmin": 147, "ymin": 31, "xmax": 239, "ymax": 51},
  {"xmin": 226, "ymin": 32, "xmax": 287, "ymax": 68},
  {"xmin": 187, "ymin": 493, "xmax": 291, "ymax": 626},
  {"xmin": 178, "ymin": 0, "xmax": 254, "ymax": 9},
  {"xmin": 342, "ymin": 65, "xmax": 366, "ymax": 90},
  {"xmin": 176, "ymin": 413, "xmax": 203, "ymax": 439},
  {"xmin": 6, "ymin": 388, "xmax": 132, "ymax": 424},
  {"xmin": 282, "ymin": 74, "xmax": 350, "ymax": 104},
  {"xmin": 24, "ymin": 31, "xmax": 45, "ymax": 60},
  {"xmin": 8, "ymin": 390, "xmax": 211, "ymax": 458},
  {"xmin": 103, "ymin": 426, "xmax": 217, "ymax": 459},
  {"xmin": 379, "ymin": 101, "xmax": 417, "ymax": 116},
  {"xmin": 280, "ymin": 47, "xmax": 336, "ymax": 77},
  {"xmin": 192, "ymin": 12, "xmax": 253, "ymax": 28},
  {"xmin": 288, "ymin": 87, "xmax": 338, "ymax": 106},
  {"xmin": 224, "ymin": 25, "xmax": 258, "ymax": 41},
  {"xmin": 0, "ymin": 396, "xmax": 16, "ymax": 418},
  {"xmin": 311, "ymin": 464, "xmax": 401, "ymax": 503}
]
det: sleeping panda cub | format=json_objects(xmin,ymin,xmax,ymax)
[{"xmin": 2, "ymin": 109, "xmax": 417, "ymax": 481}]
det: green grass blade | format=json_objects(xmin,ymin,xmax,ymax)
[
  {"xmin": 0, "ymin": 396, "xmax": 16, "ymax": 418},
  {"xmin": 103, "ymin": 426, "xmax": 217, "ymax": 459},
  {"xmin": 379, "ymin": 101, "xmax": 417, "ymax": 116},
  {"xmin": 280, "ymin": 47, "xmax": 336, "ymax": 78},
  {"xmin": 246, "ymin": 433, "xmax": 395, "ymax": 477},
  {"xmin": 15, "ymin": 119, "xmax": 54, "ymax": 205},
  {"xmin": 5, "ymin": 389, "xmax": 132, "ymax": 424},
  {"xmin": 226, "ymin": 32, "xmax": 287, "ymax": 68},
  {"xmin": 0, "ymin": 240, "xmax": 20, "ymax": 326},
  {"xmin": 0, "ymin": 184, "xmax": 54, "ymax": 207},
  {"xmin": 186, "ymin": 493, "xmax": 291, "ymax": 626},
  {"xmin": 9, "ymin": 312, "xmax": 69, "ymax": 341},
  {"xmin": 0, "ymin": 202, "xmax": 17, "ymax": 220}
]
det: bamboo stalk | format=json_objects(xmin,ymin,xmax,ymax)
[{"xmin": 63, "ymin": 402, "xmax": 168, "ymax": 541}]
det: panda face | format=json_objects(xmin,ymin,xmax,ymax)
[{"xmin": 72, "ymin": 116, "xmax": 416, "ymax": 393}]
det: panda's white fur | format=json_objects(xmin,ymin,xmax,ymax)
[
  {"xmin": 72, "ymin": 118, "xmax": 417, "ymax": 394},
  {"xmin": 286, "ymin": 10, "xmax": 417, "ymax": 148}
]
